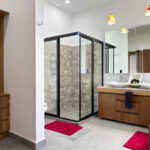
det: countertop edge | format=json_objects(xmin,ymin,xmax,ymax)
[
  {"xmin": 0, "ymin": 93, "xmax": 10, "ymax": 97},
  {"xmin": 97, "ymin": 87, "xmax": 150, "ymax": 97}
]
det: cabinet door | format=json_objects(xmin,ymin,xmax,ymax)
[
  {"xmin": 139, "ymin": 96, "xmax": 150, "ymax": 126},
  {"xmin": 116, "ymin": 95, "xmax": 140, "ymax": 114},
  {"xmin": 116, "ymin": 95, "xmax": 140, "ymax": 124},
  {"xmin": 98, "ymin": 93, "xmax": 116, "ymax": 120}
]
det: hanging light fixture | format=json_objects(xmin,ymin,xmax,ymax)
[
  {"xmin": 121, "ymin": 27, "xmax": 128, "ymax": 33},
  {"xmin": 107, "ymin": 0, "xmax": 116, "ymax": 25},
  {"xmin": 145, "ymin": 5, "xmax": 150, "ymax": 16},
  {"xmin": 107, "ymin": 14, "xmax": 116, "ymax": 25},
  {"xmin": 65, "ymin": 0, "xmax": 71, "ymax": 4}
]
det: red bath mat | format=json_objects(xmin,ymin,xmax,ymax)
[
  {"xmin": 124, "ymin": 131, "xmax": 149, "ymax": 150},
  {"xmin": 45, "ymin": 121, "xmax": 83, "ymax": 136}
]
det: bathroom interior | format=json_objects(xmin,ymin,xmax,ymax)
[
  {"xmin": 43, "ymin": 0, "xmax": 150, "ymax": 149},
  {"xmin": 44, "ymin": 26, "xmax": 150, "ymax": 149},
  {"xmin": 1, "ymin": 0, "xmax": 150, "ymax": 149},
  {"xmin": 44, "ymin": 23, "xmax": 150, "ymax": 123}
]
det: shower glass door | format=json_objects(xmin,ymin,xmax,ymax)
[
  {"xmin": 44, "ymin": 40, "xmax": 57, "ymax": 115},
  {"xmin": 80, "ymin": 37, "xmax": 92, "ymax": 118},
  {"xmin": 94, "ymin": 42, "xmax": 102, "ymax": 113},
  {"xmin": 60, "ymin": 35, "xmax": 80, "ymax": 121}
]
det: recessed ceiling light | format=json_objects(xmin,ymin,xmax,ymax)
[{"xmin": 65, "ymin": 0, "xmax": 71, "ymax": 4}]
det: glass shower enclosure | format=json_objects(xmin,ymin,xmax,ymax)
[{"xmin": 44, "ymin": 32, "xmax": 103, "ymax": 122}]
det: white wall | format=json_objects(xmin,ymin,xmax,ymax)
[
  {"xmin": 44, "ymin": 0, "xmax": 150, "ymax": 43},
  {"xmin": 129, "ymin": 25, "xmax": 150, "ymax": 51},
  {"xmin": 128, "ymin": 28, "xmax": 136, "ymax": 51},
  {"xmin": 35, "ymin": 0, "xmax": 45, "ymax": 143},
  {"xmin": 73, "ymin": 0, "xmax": 150, "ymax": 41},
  {"xmin": 44, "ymin": 0, "xmax": 73, "ymax": 38},
  {"xmin": 105, "ymin": 30, "xmax": 128, "ymax": 73},
  {"xmin": 0, "ymin": 0, "xmax": 36, "ymax": 142}
]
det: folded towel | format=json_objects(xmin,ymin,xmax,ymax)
[{"xmin": 125, "ymin": 92, "xmax": 133, "ymax": 109}]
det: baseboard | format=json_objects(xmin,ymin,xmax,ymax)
[
  {"xmin": 35, "ymin": 138, "xmax": 46, "ymax": 150},
  {"xmin": 9, "ymin": 131, "xmax": 46, "ymax": 150}
]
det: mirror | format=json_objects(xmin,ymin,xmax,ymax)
[{"xmin": 105, "ymin": 24, "xmax": 150, "ymax": 73}]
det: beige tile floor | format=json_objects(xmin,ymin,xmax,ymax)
[
  {"xmin": 0, "ymin": 116, "xmax": 148, "ymax": 150},
  {"xmin": 42, "ymin": 116, "xmax": 148, "ymax": 150}
]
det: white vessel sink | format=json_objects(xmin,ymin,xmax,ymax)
[
  {"xmin": 107, "ymin": 82, "xmax": 128, "ymax": 88},
  {"xmin": 140, "ymin": 83, "xmax": 150, "ymax": 89}
]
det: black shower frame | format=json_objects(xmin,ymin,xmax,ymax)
[
  {"xmin": 44, "ymin": 31, "xmax": 104, "ymax": 122},
  {"xmin": 105, "ymin": 43, "xmax": 116, "ymax": 74}
]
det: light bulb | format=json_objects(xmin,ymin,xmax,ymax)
[
  {"xmin": 65, "ymin": 0, "xmax": 70, "ymax": 4},
  {"xmin": 145, "ymin": 5, "xmax": 150, "ymax": 16},
  {"xmin": 121, "ymin": 28, "xmax": 128, "ymax": 33},
  {"xmin": 107, "ymin": 14, "xmax": 116, "ymax": 25}
]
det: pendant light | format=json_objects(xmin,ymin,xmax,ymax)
[
  {"xmin": 145, "ymin": 5, "xmax": 150, "ymax": 16},
  {"xmin": 121, "ymin": 27, "xmax": 128, "ymax": 33},
  {"xmin": 107, "ymin": 0, "xmax": 116, "ymax": 25},
  {"xmin": 107, "ymin": 14, "xmax": 116, "ymax": 25}
]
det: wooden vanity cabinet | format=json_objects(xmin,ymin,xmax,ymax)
[
  {"xmin": 98, "ymin": 89, "xmax": 150, "ymax": 127},
  {"xmin": 115, "ymin": 95, "xmax": 139, "ymax": 125},
  {"xmin": 139, "ymin": 96, "xmax": 150, "ymax": 126},
  {"xmin": 99, "ymin": 93, "xmax": 116, "ymax": 120}
]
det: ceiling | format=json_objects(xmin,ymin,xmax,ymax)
[{"xmin": 47, "ymin": 0, "xmax": 110, "ymax": 14}]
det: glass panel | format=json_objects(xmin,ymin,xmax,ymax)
[
  {"xmin": 60, "ymin": 36, "xmax": 79, "ymax": 121},
  {"xmin": 44, "ymin": 40, "xmax": 57, "ymax": 115},
  {"xmin": 109, "ymin": 48, "xmax": 114, "ymax": 73},
  {"xmin": 81, "ymin": 38, "xmax": 92, "ymax": 118},
  {"xmin": 94, "ymin": 42, "xmax": 102, "ymax": 113}
]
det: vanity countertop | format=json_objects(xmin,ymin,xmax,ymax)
[{"xmin": 97, "ymin": 86, "xmax": 150, "ymax": 96}]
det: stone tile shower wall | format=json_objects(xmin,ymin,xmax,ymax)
[
  {"xmin": 104, "ymin": 73, "xmax": 150, "ymax": 84},
  {"xmin": 44, "ymin": 41, "xmax": 57, "ymax": 115},
  {"xmin": 104, "ymin": 73, "xmax": 129, "ymax": 84},
  {"xmin": 45, "ymin": 41, "xmax": 102, "ymax": 120},
  {"xmin": 60, "ymin": 44, "xmax": 80, "ymax": 120}
]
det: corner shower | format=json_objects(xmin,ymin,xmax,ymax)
[{"xmin": 44, "ymin": 32, "xmax": 103, "ymax": 122}]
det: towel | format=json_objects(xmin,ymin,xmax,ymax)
[{"xmin": 125, "ymin": 92, "xmax": 133, "ymax": 109}]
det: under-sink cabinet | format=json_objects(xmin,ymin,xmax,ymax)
[{"xmin": 98, "ymin": 88, "xmax": 150, "ymax": 127}]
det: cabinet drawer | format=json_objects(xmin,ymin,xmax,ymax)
[
  {"xmin": 0, "ymin": 97, "xmax": 9, "ymax": 108},
  {"xmin": 0, "ymin": 108, "xmax": 9, "ymax": 121},
  {"xmin": 116, "ymin": 101, "xmax": 139, "ymax": 114},
  {"xmin": 116, "ymin": 95, "xmax": 139, "ymax": 103},
  {"xmin": 0, "ymin": 120, "xmax": 9, "ymax": 133},
  {"xmin": 116, "ymin": 112, "xmax": 139, "ymax": 125}
]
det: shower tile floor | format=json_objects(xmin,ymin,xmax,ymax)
[
  {"xmin": 59, "ymin": 110, "xmax": 92, "ymax": 121},
  {"xmin": 0, "ymin": 116, "xmax": 148, "ymax": 150}
]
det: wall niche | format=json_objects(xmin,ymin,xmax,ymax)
[
  {"xmin": 0, "ymin": 10, "xmax": 9, "ymax": 93},
  {"xmin": 0, "ymin": 9, "xmax": 10, "ymax": 140}
]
